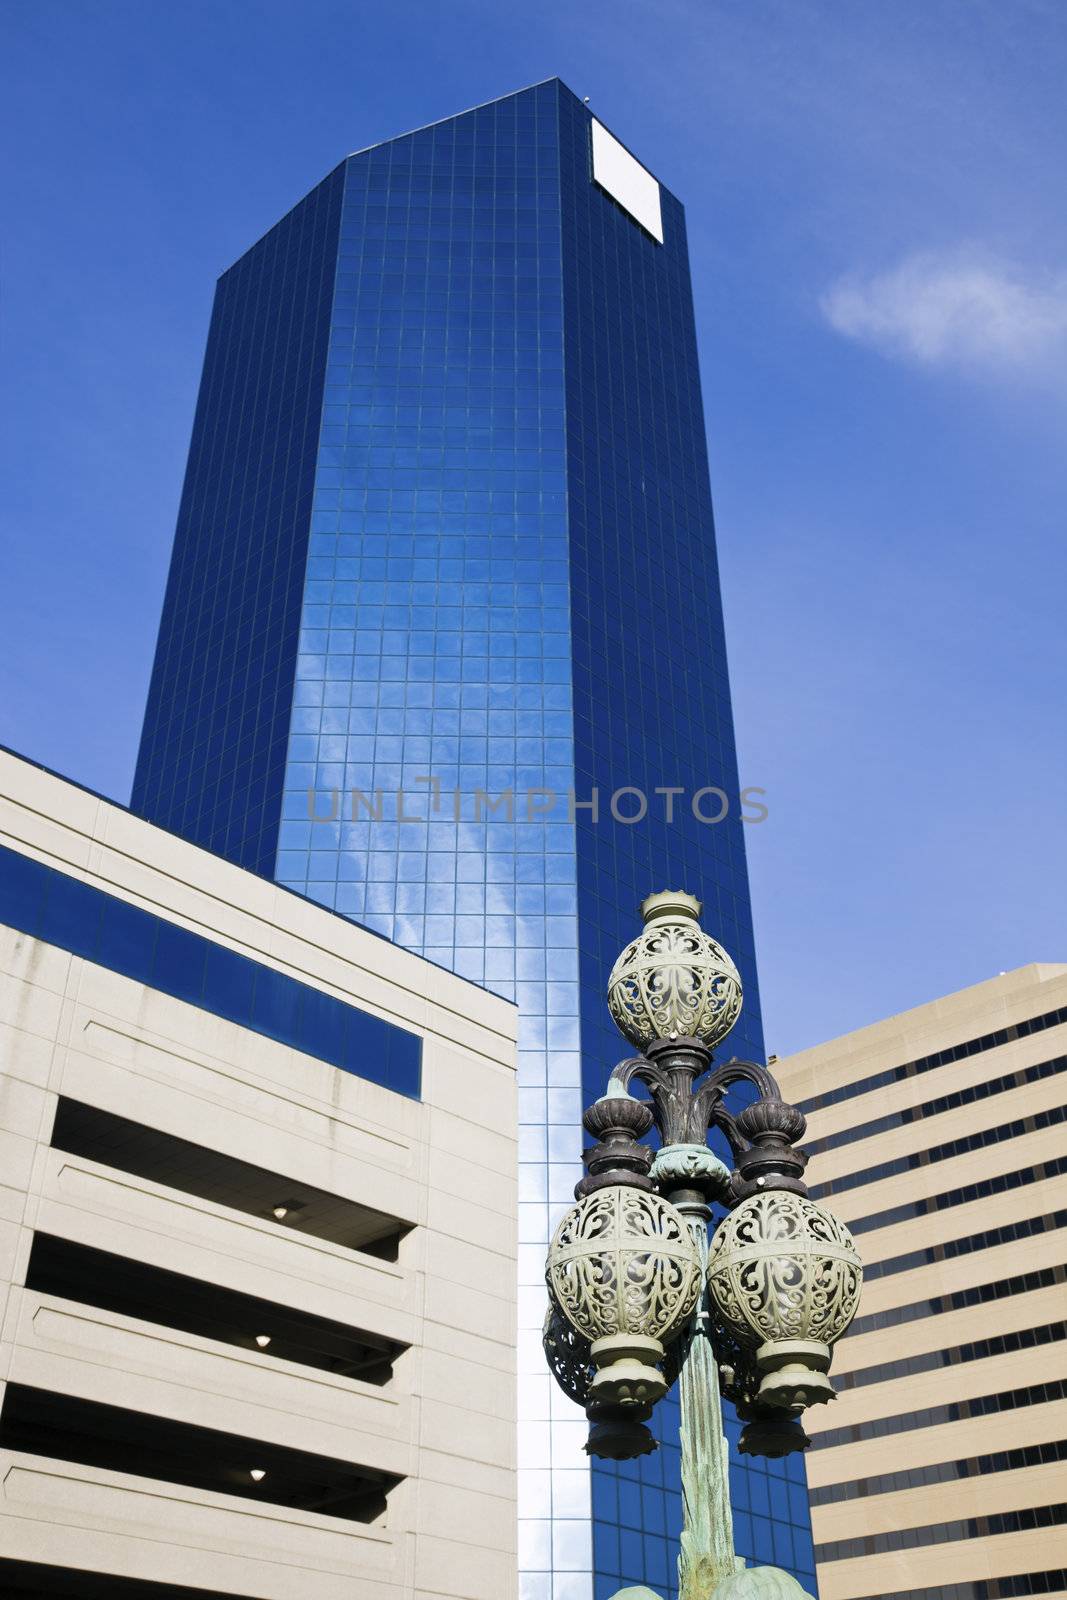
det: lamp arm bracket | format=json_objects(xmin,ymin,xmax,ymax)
[
  {"xmin": 605, "ymin": 1057, "xmax": 660, "ymax": 1096},
  {"xmin": 606, "ymin": 1057, "xmax": 678, "ymax": 1131},
  {"xmin": 609, "ymin": 1056, "xmax": 694, "ymax": 1150},
  {"xmin": 704, "ymin": 1057, "xmax": 783, "ymax": 1101},
  {"xmin": 708, "ymin": 1106, "xmax": 746, "ymax": 1162}
]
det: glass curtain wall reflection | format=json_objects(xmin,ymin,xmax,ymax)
[{"xmin": 133, "ymin": 79, "xmax": 816, "ymax": 1600}]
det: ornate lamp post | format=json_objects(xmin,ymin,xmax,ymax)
[{"xmin": 544, "ymin": 892, "xmax": 862, "ymax": 1600}]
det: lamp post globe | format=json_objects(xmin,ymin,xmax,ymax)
[
  {"xmin": 546, "ymin": 1184, "xmax": 702, "ymax": 1406},
  {"xmin": 705, "ymin": 1190, "xmax": 862, "ymax": 1411},
  {"xmin": 607, "ymin": 891, "xmax": 743, "ymax": 1053}
]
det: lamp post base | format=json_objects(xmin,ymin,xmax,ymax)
[
  {"xmin": 609, "ymin": 1571, "xmax": 815, "ymax": 1600},
  {"xmin": 707, "ymin": 1569, "xmax": 816, "ymax": 1599}
]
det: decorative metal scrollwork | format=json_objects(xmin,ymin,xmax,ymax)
[
  {"xmin": 546, "ymin": 1184, "xmax": 702, "ymax": 1420},
  {"xmin": 542, "ymin": 1303, "xmax": 594, "ymax": 1407},
  {"xmin": 711, "ymin": 1307, "xmax": 810, "ymax": 1459},
  {"xmin": 607, "ymin": 891, "xmax": 743, "ymax": 1052},
  {"xmin": 706, "ymin": 1191, "xmax": 862, "ymax": 1410},
  {"xmin": 547, "ymin": 1185, "xmax": 702, "ymax": 1349}
]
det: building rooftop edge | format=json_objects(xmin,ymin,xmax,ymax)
[
  {"xmin": 342, "ymin": 77, "xmax": 673, "ymax": 202},
  {"xmin": 218, "ymin": 77, "xmax": 677, "ymax": 280},
  {"xmin": 775, "ymin": 960, "xmax": 1067, "ymax": 1069},
  {"xmin": 342, "ymin": 75, "xmax": 567, "ymax": 160},
  {"xmin": 0, "ymin": 741, "xmax": 517, "ymax": 1027}
]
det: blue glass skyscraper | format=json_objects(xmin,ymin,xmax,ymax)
[{"xmin": 133, "ymin": 80, "xmax": 817, "ymax": 1600}]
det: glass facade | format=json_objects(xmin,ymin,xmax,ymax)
[
  {"xmin": 133, "ymin": 80, "xmax": 816, "ymax": 1599},
  {"xmin": 134, "ymin": 166, "xmax": 346, "ymax": 876}
]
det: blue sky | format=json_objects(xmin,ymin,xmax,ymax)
[{"xmin": 2, "ymin": 0, "xmax": 1064, "ymax": 1053}]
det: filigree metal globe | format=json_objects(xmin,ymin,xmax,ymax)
[
  {"xmin": 607, "ymin": 891, "xmax": 743, "ymax": 1052},
  {"xmin": 705, "ymin": 1191, "xmax": 862, "ymax": 1411},
  {"xmin": 546, "ymin": 1185, "xmax": 702, "ymax": 1409}
]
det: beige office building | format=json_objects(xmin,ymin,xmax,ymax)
[
  {"xmin": 774, "ymin": 965, "xmax": 1067, "ymax": 1600},
  {"xmin": 0, "ymin": 748, "xmax": 519, "ymax": 1600}
]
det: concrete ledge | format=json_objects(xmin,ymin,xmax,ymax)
[
  {"xmin": 7, "ymin": 1289, "xmax": 409, "ymax": 1468},
  {"xmin": 0, "ymin": 1450, "xmax": 399, "ymax": 1599},
  {"xmin": 38, "ymin": 1151, "xmax": 417, "ymax": 1340}
]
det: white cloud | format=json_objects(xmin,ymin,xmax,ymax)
[{"xmin": 821, "ymin": 250, "xmax": 1067, "ymax": 371}]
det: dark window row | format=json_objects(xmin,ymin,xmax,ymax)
[
  {"xmin": 800, "ymin": 1003, "xmax": 1067, "ymax": 1116},
  {"xmin": 811, "ymin": 1436, "xmax": 1067, "ymax": 1507},
  {"xmin": 849, "ymin": 1153, "xmax": 1067, "ymax": 1236},
  {"xmin": 0, "ymin": 1383, "xmax": 396, "ymax": 1524},
  {"xmin": 848, "ymin": 1574, "xmax": 1067, "ymax": 1600},
  {"xmin": 26, "ymin": 1233, "xmax": 406, "ymax": 1383},
  {"xmin": 0, "ymin": 843, "xmax": 421, "ymax": 1098},
  {"xmin": 865, "ymin": 1209, "xmax": 1067, "ymax": 1283},
  {"xmin": 804, "ymin": 1056, "xmax": 1067, "ymax": 1159},
  {"xmin": 849, "ymin": 1263, "xmax": 1065, "ymax": 1337},
  {"xmin": 0, "ymin": 1558, "xmax": 256, "ymax": 1600},
  {"xmin": 815, "ymin": 1500, "xmax": 1066, "ymax": 1563},
  {"xmin": 50, "ymin": 1098, "xmax": 406, "ymax": 1258},
  {"xmin": 836, "ymin": 1319, "xmax": 1065, "ymax": 1393},
  {"xmin": 812, "ymin": 1376, "xmax": 1067, "ymax": 1450},
  {"xmin": 810, "ymin": 1104, "xmax": 1067, "ymax": 1201}
]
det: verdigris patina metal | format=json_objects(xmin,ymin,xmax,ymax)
[
  {"xmin": 608, "ymin": 1577, "xmax": 813, "ymax": 1600},
  {"xmin": 710, "ymin": 1570, "xmax": 817, "ymax": 1598},
  {"xmin": 544, "ymin": 891, "xmax": 863, "ymax": 1600}
]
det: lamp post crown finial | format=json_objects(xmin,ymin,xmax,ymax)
[{"xmin": 639, "ymin": 889, "xmax": 702, "ymax": 924}]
